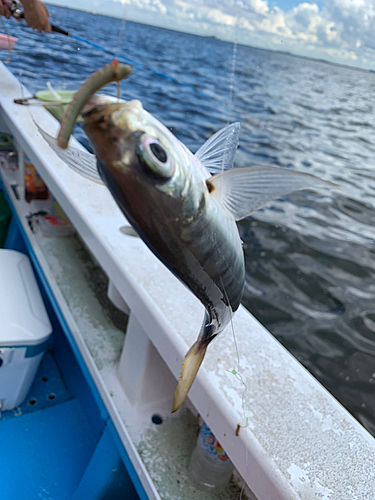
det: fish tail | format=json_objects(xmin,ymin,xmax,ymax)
[{"xmin": 172, "ymin": 340, "xmax": 207, "ymax": 413}]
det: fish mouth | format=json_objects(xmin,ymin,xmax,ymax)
[
  {"xmin": 81, "ymin": 97, "xmax": 144, "ymax": 132},
  {"xmin": 81, "ymin": 95, "xmax": 114, "ymax": 119},
  {"xmin": 82, "ymin": 96, "xmax": 143, "ymax": 116},
  {"xmin": 81, "ymin": 94, "xmax": 111, "ymax": 114}
]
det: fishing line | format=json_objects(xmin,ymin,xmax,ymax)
[
  {"xmin": 115, "ymin": 7, "xmax": 127, "ymax": 61},
  {"xmin": 219, "ymin": 273, "xmax": 249, "ymax": 500},
  {"xmin": 227, "ymin": 0, "xmax": 241, "ymax": 124},
  {"xmin": 227, "ymin": 38, "xmax": 238, "ymax": 124},
  {"xmin": 113, "ymin": 4, "xmax": 128, "ymax": 100},
  {"xmin": 221, "ymin": 0, "xmax": 248, "ymax": 426},
  {"xmin": 219, "ymin": 274, "xmax": 248, "ymax": 425},
  {"xmin": 49, "ymin": 27, "xmax": 213, "ymax": 101},
  {"xmin": 239, "ymin": 479, "xmax": 246, "ymax": 500},
  {"xmin": 223, "ymin": 7, "xmax": 252, "ymax": 498},
  {"xmin": 210, "ymin": 182, "xmax": 248, "ymax": 432}
]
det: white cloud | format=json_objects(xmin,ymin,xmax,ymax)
[
  {"xmin": 108, "ymin": 0, "xmax": 375, "ymax": 69},
  {"xmin": 204, "ymin": 7, "xmax": 238, "ymax": 26},
  {"xmin": 239, "ymin": 17, "xmax": 255, "ymax": 31},
  {"xmin": 248, "ymin": 0, "xmax": 269, "ymax": 16},
  {"xmin": 290, "ymin": 2, "xmax": 319, "ymax": 28}
]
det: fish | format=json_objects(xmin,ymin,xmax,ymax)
[{"xmin": 40, "ymin": 62, "xmax": 333, "ymax": 412}]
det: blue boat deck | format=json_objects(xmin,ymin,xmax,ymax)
[
  {"xmin": 0, "ymin": 370, "xmax": 96, "ymax": 499},
  {"xmin": 0, "ymin": 206, "xmax": 142, "ymax": 500},
  {"xmin": 0, "ymin": 336, "xmax": 140, "ymax": 499},
  {"xmin": 0, "ymin": 340, "xmax": 140, "ymax": 500},
  {"xmin": 0, "ymin": 352, "xmax": 73, "ymax": 422}
]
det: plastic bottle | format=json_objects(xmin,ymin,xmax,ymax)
[{"xmin": 188, "ymin": 421, "xmax": 234, "ymax": 493}]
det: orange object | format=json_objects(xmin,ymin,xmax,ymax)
[{"xmin": 24, "ymin": 161, "xmax": 49, "ymax": 202}]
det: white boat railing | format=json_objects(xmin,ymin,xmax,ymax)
[{"xmin": 1, "ymin": 61, "xmax": 374, "ymax": 500}]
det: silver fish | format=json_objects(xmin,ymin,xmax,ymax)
[{"xmin": 41, "ymin": 85, "xmax": 332, "ymax": 412}]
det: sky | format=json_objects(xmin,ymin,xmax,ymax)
[{"xmin": 48, "ymin": 0, "xmax": 375, "ymax": 70}]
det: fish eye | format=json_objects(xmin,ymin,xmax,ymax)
[
  {"xmin": 138, "ymin": 135, "xmax": 175, "ymax": 180},
  {"xmin": 149, "ymin": 142, "xmax": 167, "ymax": 163}
]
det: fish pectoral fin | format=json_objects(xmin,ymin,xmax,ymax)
[
  {"xmin": 195, "ymin": 122, "xmax": 240, "ymax": 174},
  {"xmin": 37, "ymin": 125, "xmax": 105, "ymax": 186},
  {"xmin": 172, "ymin": 341, "xmax": 207, "ymax": 413},
  {"xmin": 208, "ymin": 165, "xmax": 336, "ymax": 221}
]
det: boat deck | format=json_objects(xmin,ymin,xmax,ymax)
[
  {"xmin": 0, "ymin": 352, "xmax": 96, "ymax": 499},
  {"xmin": 0, "ymin": 323, "xmax": 139, "ymax": 500}
]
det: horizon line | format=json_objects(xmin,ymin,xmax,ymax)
[{"xmin": 46, "ymin": 2, "xmax": 375, "ymax": 75}]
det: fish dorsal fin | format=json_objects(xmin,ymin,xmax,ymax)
[
  {"xmin": 38, "ymin": 126, "xmax": 104, "ymax": 186},
  {"xmin": 208, "ymin": 165, "xmax": 334, "ymax": 221},
  {"xmin": 195, "ymin": 122, "xmax": 240, "ymax": 174}
]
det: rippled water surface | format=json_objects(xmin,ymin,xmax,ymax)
[{"xmin": 3, "ymin": 4, "xmax": 375, "ymax": 435}]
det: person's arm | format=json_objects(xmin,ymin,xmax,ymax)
[
  {"xmin": 0, "ymin": 0, "xmax": 12, "ymax": 19},
  {"xmin": 21, "ymin": 0, "xmax": 51, "ymax": 33}
]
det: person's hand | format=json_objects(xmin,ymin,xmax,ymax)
[
  {"xmin": 23, "ymin": 0, "xmax": 51, "ymax": 33},
  {"xmin": 0, "ymin": 0, "xmax": 12, "ymax": 19}
]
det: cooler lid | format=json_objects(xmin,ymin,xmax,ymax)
[{"xmin": 0, "ymin": 250, "xmax": 52, "ymax": 346}]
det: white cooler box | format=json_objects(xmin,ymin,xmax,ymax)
[{"xmin": 0, "ymin": 249, "xmax": 52, "ymax": 411}]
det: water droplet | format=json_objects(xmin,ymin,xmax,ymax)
[
  {"xmin": 361, "ymin": 403, "xmax": 366, "ymax": 409},
  {"xmin": 345, "ymin": 376, "xmax": 351, "ymax": 381},
  {"xmin": 372, "ymin": 373, "xmax": 375, "ymax": 378},
  {"xmin": 369, "ymin": 378, "xmax": 374, "ymax": 383},
  {"xmin": 260, "ymin": 251, "xmax": 266, "ymax": 257}
]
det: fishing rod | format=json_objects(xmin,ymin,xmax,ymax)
[{"xmin": 6, "ymin": 0, "xmax": 212, "ymax": 99}]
